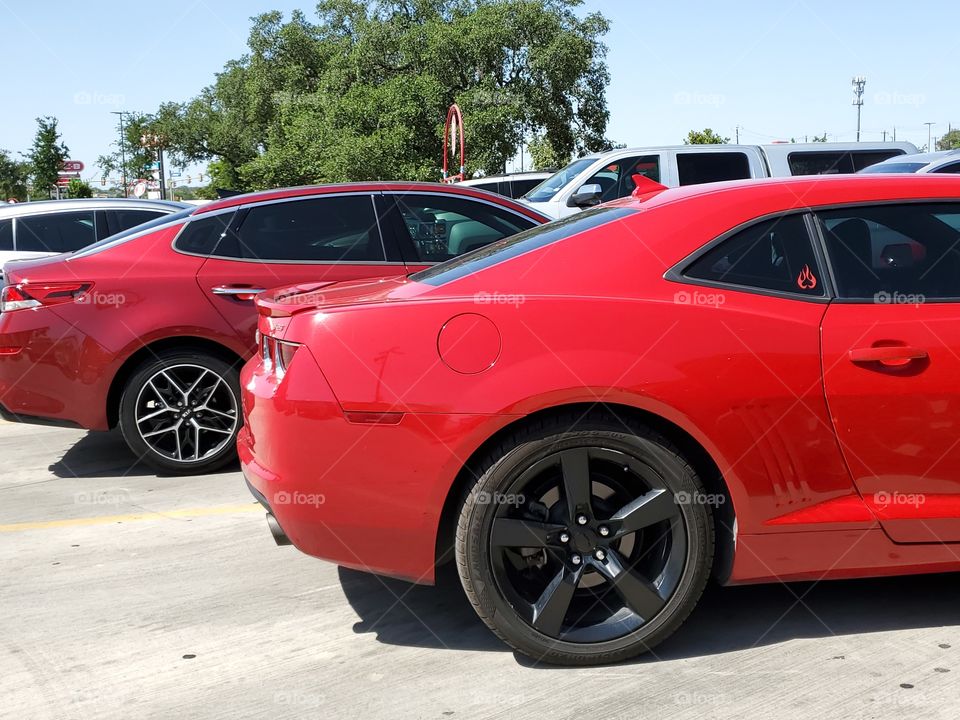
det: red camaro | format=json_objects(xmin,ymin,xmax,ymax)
[
  {"xmin": 0, "ymin": 183, "xmax": 545, "ymax": 473},
  {"xmin": 242, "ymin": 174, "xmax": 960, "ymax": 665}
]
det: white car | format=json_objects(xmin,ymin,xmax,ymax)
[
  {"xmin": 521, "ymin": 141, "xmax": 919, "ymax": 219},
  {"xmin": 858, "ymin": 149, "xmax": 960, "ymax": 175},
  {"xmin": 457, "ymin": 171, "xmax": 552, "ymax": 199},
  {"xmin": 0, "ymin": 198, "xmax": 189, "ymax": 268}
]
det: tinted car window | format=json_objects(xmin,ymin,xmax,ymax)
[
  {"xmin": 0, "ymin": 220, "xmax": 11, "ymax": 251},
  {"xmin": 413, "ymin": 206, "xmax": 636, "ymax": 286},
  {"xmin": 392, "ymin": 194, "xmax": 535, "ymax": 263},
  {"xmin": 859, "ymin": 161, "xmax": 927, "ymax": 174},
  {"xmin": 75, "ymin": 207, "xmax": 195, "ymax": 258},
  {"xmin": 469, "ymin": 182, "xmax": 501, "ymax": 194},
  {"xmin": 16, "ymin": 211, "xmax": 97, "ymax": 253},
  {"xmin": 510, "ymin": 178, "xmax": 544, "ymax": 198},
  {"xmin": 175, "ymin": 212, "xmax": 236, "ymax": 255},
  {"xmin": 684, "ymin": 215, "xmax": 823, "ymax": 297},
  {"xmin": 789, "ymin": 150, "xmax": 902, "ymax": 175},
  {"xmin": 109, "ymin": 209, "xmax": 165, "ymax": 235},
  {"xmin": 524, "ymin": 157, "xmax": 595, "ymax": 202},
  {"xmin": 587, "ymin": 155, "xmax": 661, "ymax": 202},
  {"xmin": 219, "ymin": 196, "xmax": 384, "ymax": 262},
  {"xmin": 819, "ymin": 203, "xmax": 960, "ymax": 301},
  {"xmin": 677, "ymin": 152, "xmax": 752, "ymax": 186},
  {"xmin": 933, "ymin": 162, "xmax": 960, "ymax": 174}
]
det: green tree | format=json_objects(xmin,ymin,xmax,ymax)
[
  {"xmin": 684, "ymin": 128, "xmax": 729, "ymax": 145},
  {"xmin": 0, "ymin": 149, "xmax": 29, "ymax": 201},
  {"xmin": 155, "ymin": 1, "xmax": 612, "ymax": 190},
  {"xmin": 811, "ymin": 133, "xmax": 828, "ymax": 143},
  {"xmin": 527, "ymin": 133, "xmax": 571, "ymax": 171},
  {"xmin": 937, "ymin": 128, "xmax": 960, "ymax": 150},
  {"xmin": 97, "ymin": 112, "xmax": 163, "ymax": 188},
  {"xmin": 27, "ymin": 117, "xmax": 69, "ymax": 197},
  {"xmin": 67, "ymin": 178, "xmax": 94, "ymax": 198}
]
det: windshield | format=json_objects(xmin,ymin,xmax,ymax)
[
  {"xmin": 523, "ymin": 157, "xmax": 597, "ymax": 202},
  {"xmin": 70, "ymin": 206, "xmax": 196, "ymax": 258},
  {"xmin": 858, "ymin": 162, "xmax": 927, "ymax": 174}
]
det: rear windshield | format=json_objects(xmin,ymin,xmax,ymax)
[
  {"xmin": 412, "ymin": 206, "xmax": 637, "ymax": 286},
  {"xmin": 524, "ymin": 157, "xmax": 596, "ymax": 202},
  {"xmin": 858, "ymin": 162, "xmax": 927, "ymax": 174},
  {"xmin": 71, "ymin": 207, "xmax": 195, "ymax": 258}
]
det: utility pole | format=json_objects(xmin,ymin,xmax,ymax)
[
  {"xmin": 882, "ymin": 130, "xmax": 887, "ymax": 141},
  {"xmin": 851, "ymin": 76, "xmax": 866, "ymax": 142},
  {"xmin": 925, "ymin": 122, "xmax": 935, "ymax": 152},
  {"xmin": 735, "ymin": 126, "xmax": 740, "ymax": 143},
  {"xmin": 111, "ymin": 111, "xmax": 130, "ymax": 197}
]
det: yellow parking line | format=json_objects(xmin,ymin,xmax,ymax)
[{"xmin": 0, "ymin": 503, "xmax": 262, "ymax": 532}]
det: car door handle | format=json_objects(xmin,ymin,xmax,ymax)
[
  {"xmin": 210, "ymin": 286, "xmax": 266, "ymax": 301},
  {"xmin": 848, "ymin": 345, "xmax": 928, "ymax": 365}
]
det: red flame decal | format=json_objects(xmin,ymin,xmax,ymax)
[{"xmin": 797, "ymin": 264, "xmax": 817, "ymax": 290}]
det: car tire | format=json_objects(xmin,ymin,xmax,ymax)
[
  {"xmin": 118, "ymin": 350, "xmax": 242, "ymax": 475},
  {"xmin": 456, "ymin": 410, "xmax": 714, "ymax": 666}
]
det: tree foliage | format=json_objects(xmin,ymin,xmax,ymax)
[
  {"xmin": 155, "ymin": 0, "xmax": 611, "ymax": 190},
  {"xmin": 527, "ymin": 132, "xmax": 571, "ymax": 170},
  {"xmin": 27, "ymin": 117, "xmax": 69, "ymax": 196},
  {"xmin": 97, "ymin": 112, "xmax": 163, "ymax": 186},
  {"xmin": 683, "ymin": 128, "xmax": 729, "ymax": 145},
  {"xmin": 0, "ymin": 149, "xmax": 29, "ymax": 202},
  {"xmin": 937, "ymin": 129, "xmax": 960, "ymax": 151},
  {"xmin": 67, "ymin": 178, "xmax": 94, "ymax": 198}
]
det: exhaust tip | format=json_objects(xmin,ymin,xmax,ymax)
[{"xmin": 266, "ymin": 512, "xmax": 292, "ymax": 546}]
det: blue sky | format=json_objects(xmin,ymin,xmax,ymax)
[{"xmin": 0, "ymin": 0, "xmax": 954, "ymax": 183}]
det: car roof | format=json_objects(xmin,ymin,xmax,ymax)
[
  {"xmin": 0, "ymin": 198, "xmax": 189, "ymax": 218},
  {"xmin": 193, "ymin": 181, "xmax": 550, "ymax": 220},
  {"xmin": 871, "ymin": 149, "xmax": 960, "ymax": 166},
  {"xmin": 615, "ymin": 173, "xmax": 960, "ymax": 214}
]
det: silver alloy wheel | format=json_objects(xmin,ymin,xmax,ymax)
[{"xmin": 133, "ymin": 363, "xmax": 238, "ymax": 464}]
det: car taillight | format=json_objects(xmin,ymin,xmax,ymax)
[
  {"xmin": 0, "ymin": 282, "xmax": 92, "ymax": 312},
  {"xmin": 259, "ymin": 334, "xmax": 300, "ymax": 376}
]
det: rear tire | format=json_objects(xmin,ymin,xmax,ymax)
[
  {"xmin": 455, "ymin": 411, "xmax": 714, "ymax": 666},
  {"xmin": 118, "ymin": 350, "xmax": 242, "ymax": 475}
]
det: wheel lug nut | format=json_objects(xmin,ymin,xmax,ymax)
[
  {"xmin": 570, "ymin": 554, "xmax": 582, "ymax": 566},
  {"xmin": 559, "ymin": 532, "xmax": 570, "ymax": 543},
  {"xmin": 595, "ymin": 549, "xmax": 606, "ymax": 561},
  {"xmin": 576, "ymin": 514, "xmax": 588, "ymax": 526},
  {"xmin": 599, "ymin": 525, "xmax": 610, "ymax": 537}
]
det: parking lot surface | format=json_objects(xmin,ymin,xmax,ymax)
[{"xmin": 1, "ymin": 418, "xmax": 958, "ymax": 719}]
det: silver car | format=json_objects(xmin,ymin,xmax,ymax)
[
  {"xmin": 0, "ymin": 198, "xmax": 189, "ymax": 267},
  {"xmin": 858, "ymin": 149, "xmax": 960, "ymax": 175}
]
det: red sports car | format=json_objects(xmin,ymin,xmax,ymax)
[
  {"xmin": 0, "ymin": 183, "xmax": 546, "ymax": 473},
  {"xmin": 242, "ymin": 174, "xmax": 960, "ymax": 665}
]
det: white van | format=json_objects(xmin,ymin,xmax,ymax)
[{"xmin": 522, "ymin": 142, "xmax": 918, "ymax": 219}]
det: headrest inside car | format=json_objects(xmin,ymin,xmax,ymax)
[{"xmin": 880, "ymin": 243, "xmax": 915, "ymax": 268}]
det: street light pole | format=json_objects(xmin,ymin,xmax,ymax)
[
  {"xmin": 851, "ymin": 76, "xmax": 866, "ymax": 142},
  {"xmin": 110, "ymin": 111, "xmax": 130, "ymax": 197},
  {"xmin": 925, "ymin": 122, "xmax": 935, "ymax": 152}
]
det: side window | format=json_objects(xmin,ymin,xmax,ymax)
[
  {"xmin": 788, "ymin": 150, "xmax": 901, "ymax": 176},
  {"xmin": 108, "ymin": 209, "xmax": 165, "ymax": 235},
  {"xmin": 174, "ymin": 212, "xmax": 235, "ymax": 255},
  {"xmin": 16, "ymin": 211, "xmax": 97, "ymax": 253},
  {"xmin": 934, "ymin": 162, "xmax": 960, "ymax": 174},
  {"xmin": 677, "ymin": 152, "xmax": 752, "ymax": 186},
  {"xmin": 819, "ymin": 203, "xmax": 960, "ymax": 300},
  {"xmin": 851, "ymin": 150, "xmax": 903, "ymax": 171},
  {"xmin": 226, "ymin": 196, "xmax": 384, "ymax": 262},
  {"xmin": 469, "ymin": 182, "xmax": 501, "ymax": 194},
  {"xmin": 510, "ymin": 178, "xmax": 543, "ymax": 198},
  {"xmin": 684, "ymin": 215, "xmax": 823, "ymax": 296},
  {"xmin": 0, "ymin": 220, "xmax": 11, "ymax": 251},
  {"xmin": 586, "ymin": 155, "xmax": 661, "ymax": 202},
  {"xmin": 393, "ymin": 194, "xmax": 536, "ymax": 263}
]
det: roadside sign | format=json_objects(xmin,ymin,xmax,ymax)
[
  {"xmin": 57, "ymin": 172, "xmax": 80, "ymax": 179},
  {"xmin": 56, "ymin": 177, "xmax": 73, "ymax": 186},
  {"xmin": 133, "ymin": 181, "xmax": 147, "ymax": 198},
  {"xmin": 61, "ymin": 160, "xmax": 85, "ymax": 172}
]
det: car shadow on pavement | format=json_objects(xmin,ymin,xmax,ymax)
[
  {"xmin": 48, "ymin": 429, "xmax": 241, "ymax": 478},
  {"xmin": 342, "ymin": 564, "xmax": 960, "ymax": 665}
]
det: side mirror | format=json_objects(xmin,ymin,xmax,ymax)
[{"xmin": 567, "ymin": 183, "xmax": 603, "ymax": 208}]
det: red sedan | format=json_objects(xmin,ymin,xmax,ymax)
[
  {"xmin": 0, "ymin": 183, "xmax": 546, "ymax": 473},
  {"xmin": 242, "ymin": 174, "xmax": 960, "ymax": 665}
]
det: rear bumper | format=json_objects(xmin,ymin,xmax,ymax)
[{"xmin": 238, "ymin": 347, "xmax": 515, "ymax": 584}]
